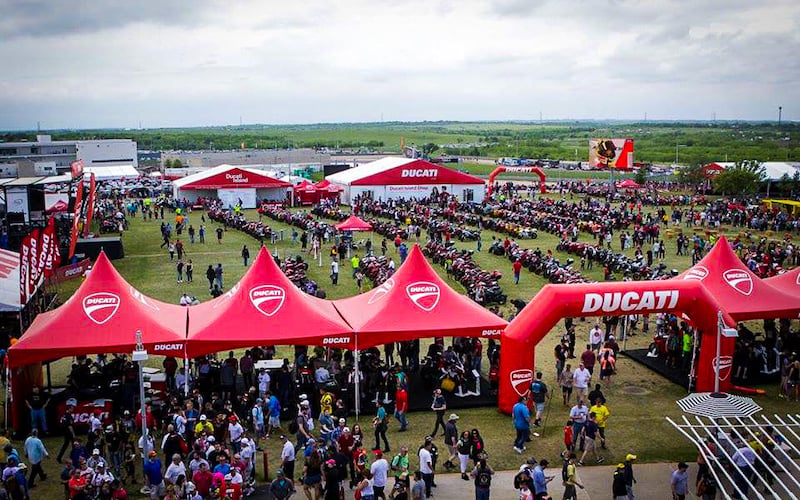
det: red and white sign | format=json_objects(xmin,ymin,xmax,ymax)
[
  {"xmin": 350, "ymin": 159, "xmax": 484, "ymax": 186},
  {"xmin": 683, "ymin": 266, "xmax": 708, "ymax": 281},
  {"xmin": 368, "ymin": 278, "xmax": 395, "ymax": 304},
  {"xmin": 83, "ymin": 292, "xmax": 121, "ymax": 325},
  {"xmin": 723, "ymin": 269, "xmax": 753, "ymax": 296},
  {"xmin": 130, "ymin": 286, "xmax": 160, "ymax": 311},
  {"xmin": 249, "ymin": 285, "xmax": 286, "ymax": 316},
  {"xmin": 510, "ymin": 369, "xmax": 533, "ymax": 397},
  {"xmin": 179, "ymin": 168, "xmax": 291, "ymax": 190},
  {"xmin": 581, "ymin": 290, "xmax": 679, "ymax": 314},
  {"xmin": 406, "ymin": 281, "xmax": 440, "ymax": 311},
  {"xmin": 322, "ymin": 336, "xmax": 351, "ymax": 345},
  {"xmin": 589, "ymin": 138, "xmax": 635, "ymax": 169},
  {"xmin": 713, "ymin": 355, "xmax": 733, "ymax": 382},
  {"xmin": 49, "ymin": 259, "xmax": 90, "ymax": 284},
  {"xmin": 56, "ymin": 398, "xmax": 113, "ymax": 431}
]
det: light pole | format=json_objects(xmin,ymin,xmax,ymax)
[
  {"xmin": 132, "ymin": 330, "xmax": 150, "ymax": 472},
  {"xmin": 675, "ymin": 144, "xmax": 687, "ymax": 165}
]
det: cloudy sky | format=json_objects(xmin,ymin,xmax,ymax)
[{"xmin": 1, "ymin": 0, "xmax": 798, "ymax": 129}]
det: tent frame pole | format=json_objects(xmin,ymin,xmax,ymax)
[{"xmin": 354, "ymin": 341, "xmax": 360, "ymax": 422}]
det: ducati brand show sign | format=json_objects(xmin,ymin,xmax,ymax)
[
  {"xmin": 130, "ymin": 286, "xmax": 160, "ymax": 311},
  {"xmin": 225, "ymin": 172, "xmax": 250, "ymax": 183},
  {"xmin": 406, "ymin": 281, "xmax": 441, "ymax": 311},
  {"xmin": 713, "ymin": 355, "xmax": 733, "ymax": 381},
  {"xmin": 683, "ymin": 266, "xmax": 708, "ymax": 281},
  {"xmin": 82, "ymin": 292, "xmax": 121, "ymax": 325},
  {"xmin": 249, "ymin": 285, "xmax": 286, "ymax": 316},
  {"xmin": 153, "ymin": 343, "xmax": 184, "ymax": 352},
  {"xmin": 401, "ymin": 169, "xmax": 438, "ymax": 178},
  {"xmin": 322, "ymin": 336, "xmax": 351, "ymax": 345},
  {"xmin": 723, "ymin": 269, "xmax": 753, "ymax": 296},
  {"xmin": 368, "ymin": 278, "xmax": 395, "ymax": 304},
  {"xmin": 510, "ymin": 369, "xmax": 533, "ymax": 397},
  {"xmin": 581, "ymin": 290, "xmax": 679, "ymax": 313}
]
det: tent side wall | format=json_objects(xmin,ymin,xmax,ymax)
[{"xmin": 256, "ymin": 187, "xmax": 289, "ymax": 202}]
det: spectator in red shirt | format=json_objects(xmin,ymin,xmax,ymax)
[
  {"xmin": 68, "ymin": 469, "xmax": 87, "ymax": 499},
  {"xmin": 394, "ymin": 387, "xmax": 408, "ymax": 432},
  {"xmin": 193, "ymin": 461, "xmax": 213, "ymax": 497},
  {"xmin": 512, "ymin": 260, "xmax": 523, "ymax": 285}
]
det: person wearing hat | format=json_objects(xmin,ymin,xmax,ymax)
[
  {"xmin": 194, "ymin": 414, "xmax": 214, "ymax": 436},
  {"xmin": 279, "ymin": 435, "xmax": 296, "ymax": 484},
  {"xmin": 87, "ymin": 447, "xmax": 105, "ymax": 470},
  {"xmin": 90, "ymin": 461, "xmax": 114, "ymax": 494},
  {"xmin": 143, "ymin": 450, "xmax": 165, "ymax": 499},
  {"xmin": 270, "ymin": 469, "xmax": 294, "ymax": 500},
  {"xmin": 370, "ymin": 449, "xmax": 390, "ymax": 499},
  {"xmin": 612, "ymin": 463, "xmax": 628, "ymax": 499},
  {"xmin": 624, "ymin": 453, "xmax": 637, "ymax": 498},
  {"xmin": 443, "ymin": 413, "xmax": 459, "ymax": 470}
]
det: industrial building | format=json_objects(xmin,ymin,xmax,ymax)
[{"xmin": 0, "ymin": 135, "xmax": 138, "ymax": 177}]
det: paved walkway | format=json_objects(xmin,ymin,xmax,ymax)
[{"xmin": 253, "ymin": 462, "xmax": 698, "ymax": 499}]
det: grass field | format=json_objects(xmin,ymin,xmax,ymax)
[{"xmin": 15, "ymin": 198, "xmax": 798, "ymax": 499}]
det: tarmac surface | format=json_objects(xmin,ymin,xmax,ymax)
[{"xmin": 251, "ymin": 462, "xmax": 702, "ymax": 499}]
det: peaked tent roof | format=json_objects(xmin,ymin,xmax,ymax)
[
  {"xmin": 8, "ymin": 252, "xmax": 186, "ymax": 367},
  {"xmin": 326, "ymin": 157, "xmax": 486, "ymax": 186},
  {"xmin": 335, "ymin": 215, "xmax": 373, "ymax": 232},
  {"xmin": 616, "ymin": 179, "xmax": 642, "ymax": 188},
  {"xmin": 333, "ymin": 245, "xmax": 507, "ymax": 348},
  {"xmin": 315, "ymin": 179, "xmax": 344, "ymax": 192},
  {"xmin": 173, "ymin": 164, "xmax": 291, "ymax": 190},
  {"xmin": 676, "ymin": 235, "xmax": 800, "ymax": 320},
  {"xmin": 187, "ymin": 248, "xmax": 354, "ymax": 357},
  {"xmin": 293, "ymin": 180, "xmax": 318, "ymax": 192},
  {"xmin": 764, "ymin": 267, "xmax": 800, "ymax": 296}
]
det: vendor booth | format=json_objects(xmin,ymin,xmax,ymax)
[
  {"xmin": 172, "ymin": 164, "xmax": 292, "ymax": 208},
  {"xmin": 326, "ymin": 157, "xmax": 486, "ymax": 205}
]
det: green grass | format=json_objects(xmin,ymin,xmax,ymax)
[{"xmin": 17, "ymin": 200, "xmax": 798, "ymax": 499}]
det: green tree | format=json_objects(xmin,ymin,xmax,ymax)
[
  {"xmin": 634, "ymin": 165, "xmax": 650, "ymax": 185},
  {"xmin": 677, "ymin": 164, "xmax": 707, "ymax": 185},
  {"xmin": 713, "ymin": 160, "xmax": 766, "ymax": 195},
  {"xmin": 421, "ymin": 142, "xmax": 438, "ymax": 157}
]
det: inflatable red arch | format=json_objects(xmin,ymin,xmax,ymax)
[
  {"xmin": 488, "ymin": 166, "xmax": 547, "ymax": 195},
  {"xmin": 498, "ymin": 279, "xmax": 736, "ymax": 414}
]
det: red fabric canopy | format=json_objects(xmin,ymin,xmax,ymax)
[
  {"xmin": 764, "ymin": 267, "xmax": 800, "ymax": 296},
  {"xmin": 187, "ymin": 248, "xmax": 354, "ymax": 356},
  {"xmin": 335, "ymin": 215, "xmax": 373, "ymax": 232},
  {"xmin": 315, "ymin": 180, "xmax": 343, "ymax": 193},
  {"xmin": 8, "ymin": 252, "xmax": 186, "ymax": 367},
  {"xmin": 616, "ymin": 179, "xmax": 642, "ymax": 188},
  {"xmin": 351, "ymin": 159, "xmax": 485, "ymax": 186},
  {"xmin": 677, "ymin": 235, "xmax": 800, "ymax": 320},
  {"xmin": 333, "ymin": 245, "xmax": 507, "ymax": 348},
  {"xmin": 179, "ymin": 167, "xmax": 291, "ymax": 190}
]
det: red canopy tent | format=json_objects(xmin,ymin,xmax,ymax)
[
  {"xmin": 8, "ymin": 251, "xmax": 186, "ymax": 368},
  {"xmin": 333, "ymin": 245, "xmax": 507, "ymax": 348},
  {"xmin": 315, "ymin": 179, "xmax": 344, "ymax": 199},
  {"xmin": 187, "ymin": 247, "xmax": 354, "ymax": 357},
  {"xmin": 764, "ymin": 266, "xmax": 800, "ymax": 296},
  {"xmin": 294, "ymin": 181, "xmax": 319, "ymax": 205},
  {"xmin": 335, "ymin": 215, "xmax": 373, "ymax": 232},
  {"xmin": 677, "ymin": 235, "xmax": 800, "ymax": 320},
  {"xmin": 616, "ymin": 179, "xmax": 642, "ymax": 189}
]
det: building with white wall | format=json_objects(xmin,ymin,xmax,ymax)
[{"xmin": 0, "ymin": 135, "xmax": 138, "ymax": 177}]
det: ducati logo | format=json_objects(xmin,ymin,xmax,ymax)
[
  {"xmin": 368, "ymin": 278, "xmax": 395, "ymax": 304},
  {"xmin": 130, "ymin": 286, "xmax": 159, "ymax": 311},
  {"xmin": 796, "ymin": 273, "xmax": 800, "ymax": 286},
  {"xmin": 83, "ymin": 292, "xmax": 120, "ymax": 325},
  {"xmin": 683, "ymin": 266, "xmax": 708, "ymax": 281},
  {"xmin": 249, "ymin": 285, "xmax": 286, "ymax": 317},
  {"xmin": 406, "ymin": 281, "xmax": 440, "ymax": 311},
  {"xmin": 510, "ymin": 369, "xmax": 533, "ymax": 397},
  {"xmin": 723, "ymin": 269, "xmax": 753, "ymax": 296},
  {"xmin": 713, "ymin": 355, "xmax": 733, "ymax": 381}
]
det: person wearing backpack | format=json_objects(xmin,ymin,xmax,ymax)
[
  {"xmin": 471, "ymin": 458, "xmax": 494, "ymax": 500},
  {"xmin": 528, "ymin": 372, "xmax": 548, "ymax": 427},
  {"xmin": 561, "ymin": 452, "xmax": 583, "ymax": 500},
  {"xmin": 390, "ymin": 446, "xmax": 410, "ymax": 488}
]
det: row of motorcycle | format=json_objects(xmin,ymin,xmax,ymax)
[
  {"xmin": 207, "ymin": 205, "xmax": 273, "ymax": 240},
  {"xmin": 557, "ymin": 240, "xmax": 676, "ymax": 280},
  {"xmin": 423, "ymin": 241, "xmax": 507, "ymax": 305}
]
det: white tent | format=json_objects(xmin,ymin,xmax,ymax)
[
  {"xmin": 0, "ymin": 248, "xmax": 21, "ymax": 312},
  {"xmin": 84, "ymin": 165, "xmax": 140, "ymax": 180},
  {"xmin": 711, "ymin": 162, "xmax": 800, "ymax": 181}
]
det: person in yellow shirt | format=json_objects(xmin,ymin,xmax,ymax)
[
  {"xmin": 320, "ymin": 389, "xmax": 333, "ymax": 415},
  {"xmin": 0, "ymin": 430, "xmax": 9, "ymax": 463},
  {"xmin": 194, "ymin": 414, "xmax": 215, "ymax": 436},
  {"xmin": 589, "ymin": 399, "xmax": 611, "ymax": 449}
]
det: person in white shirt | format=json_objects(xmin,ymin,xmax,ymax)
[
  {"xmin": 90, "ymin": 463, "xmax": 114, "ymax": 492},
  {"xmin": 370, "ymin": 449, "xmax": 390, "ymax": 499},
  {"xmin": 589, "ymin": 324, "xmax": 604, "ymax": 352},
  {"xmin": 280, "ymin": 434, "xmax": 296, "ymax": 481},
  {"xmin": 89, "ymin": 412, "xmax": 103, "ymax": 436},
  {"xmin": 258, "ymin": 369, "xmax": 271, "ymax": 397},
  {"xmin": 173, "ymin": 410, "xmax": 187, "ymax": 437},
  {"xmin": 419, "ymin": 441, "xmax": 434, "ymax": 497},
  {"xmin": 315, "ymin": 366, "xmax": 330, "ymax": 384},
  {"xmin": 165, "ymin": 453, "xmax": 187, "ymax": 485},
  {"xmin": 573, "ymin": 363, "xmax": 592, "ymax": 402},
  {"xmin": 189, "ymin": 452, "xmax": 209, "ymax": 475},
  {"xmin": 228, "ymin": 417, "xmax": 245, "ymax": 452},
  {"xmin": 180, "ymin": 293, "xmax": 191, "ymax": 306}
]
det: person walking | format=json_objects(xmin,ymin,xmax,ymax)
[
  {"xmin": 624, "ymin": 454, "xmax": 637, "ymax": 499},
  {"xmin": 176, "ymin": 260, "xmax": 184, "ymax": 283},
  {"xmin": 613, "ymin": 463, "xmax": 628, "ymax": 500},
  {"xmin": 186, "ymin": 259, "xmax": 193, "ymax": 283},
  {"xmin": 373, "ymin": 401, "xmax": 390, "ymax": 452},
  {"xmin": 24, "ymin": 428, "xmax": 48, "ymax": 487},
  {"xmin": 512, "ymin": 396, "xmax": 530, "ymax": 454},
  {"xmin": 442, "ymin": 413, "xmax": 458, "ymax": 471},
  {"xmin": 370, "ymin": 449, "xmax": 390, "ymax": 500},
  {"xmin": 562, "ymin": 452, "xmax": 583, "ymax": 500},
  {"xmin": 280, "ymin": 435, "xmax": 295, "ymax": 483},
  {"xmin": 56, "ymin": 405, "xmax": 75, "ymax": 463},
  {"xmin": 168, "ymin": 241, "xmax": 175, "ymax": 260},
  {"xmin": 241, "ymin": 245, "xmax": 250, "ymax": 266},
  {"xmin": 214, "ymin": 263, "xmax": 224, "ymax": 289},
  {"xmin": 198, "ymin": 224, "xmax": 205, "ymax": 244},
  {"xmin": 471, "ymin": 458, "xmax": 493, "ymax": 500},
  {"xmin": 351, "ymin": 253, "xmax": 360, "ymax": 278},
  {"xmin": 394, "ymin": 386, "xmax": 408, "ymax": 432},
  {"xmin": 205, "ymin": 265, "xmax": 215, "ymax": 290},
  {"xmin": 418, "ymin": 440, "xmax": 434, "ymax": 498},
  {"xmin": 175, "ymin": 239, "xmax": 184, "ymax": 260},
  {"xmin": 578, "ymin": 412, "xmax": 604, "ymax": 465},
  {"xmin": 528, "ymin": 371, "xmax": 548, "ymax": 427},
  {"xmin": 670, "ymin": 462, "xmax": 689, "ymax": 500},
  {"xmin": 430, "ymin": 389, "xmax": 447, "ymax": 438},
  {"xmin": 532, "ymin": 459, "xmax": 554, "ymax": 499},
  {"xmin": 216, "ymin": 226, "xmax": 224, "ymax": 244},
  {"xmin": 589, "ymin": 398, "xmax": 610, "ymax": 449},
  {"xmin": 512, "ymin": 259, "xmax": 522, "ymax": 284},
  {"xmin": 330, "ymin": 259, "xmax": 339, "ymax": 285},
  {"xmin": 188, "ymin": 225, "xmax": 195, "ymax": 244}
]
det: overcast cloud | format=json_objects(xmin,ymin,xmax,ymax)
[{"xmin": 0, "ymin": 0, "xmax": 798, "ymax": 129}]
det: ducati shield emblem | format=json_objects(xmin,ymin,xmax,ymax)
[
  {"xmin": 406, "ymin": 281, "xmax": 440, "ymax": 312},
  {"xmin": 82, "ymin": 292, "xmax": 120, "ymax": 325},
  {"xmin": 249, "ymin": 285, "xmax": 286, "ymax": 317},
  {"xmin": 683, "ymin": 266, "xmax": 708, "ymax": 281},
  {"xmin": 368, "ymin": 278, "xmax": 395, "ymax": 305},
  {"xmin": 713, "ymin": 355, "xmax": 733, "ymax": 382},
  {"xmin": 129, "ymin": 286, "xmax": 159, "ymax": 311},
  {"xmin": 723, "ymin": 269, "xmax": 753, "ymax": 296},
  {"xmin": 510, "ymin": 369, "xmax": 533, "ymax": 397}
]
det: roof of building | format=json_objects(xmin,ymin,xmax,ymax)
[
  {"xmin": 84, "ymin": 165, "xmax": 139, "ymax": 180},
  {"xmin": 326, "ymin": 157, "xmax": 484, "ymax": 186},
  {"xmin": 173, "ymin": 164, "xmax": 291, "ymax": 189}
]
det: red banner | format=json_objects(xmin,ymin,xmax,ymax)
[
  {"xmin": 37, "ymin": 221, "xmax": 53, "ymax": 285},
  {"xmin": 70, "ymin": 160, "xmax": 84, "ymax": 178},
  {"xmin": 27, "ymin": 228, "xmax": 40, "ymax": 299},
  {"xmin": 19, "ymin": 235, "xmax": 31, "ymax": 305},
  {"xmin": 48, "ymin": 259, "xmax": 91, "ymax": 284},
  {"xmin": 44, "ymin": 219, "xmax": 61, "ymax": 277},
  {"xmin": 68, "ymin": 178, "xmax": 84, "ymax": 259},
  {"xmin": 83, "ymin": 173, "xmax": 96, "ymax": 237}
]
